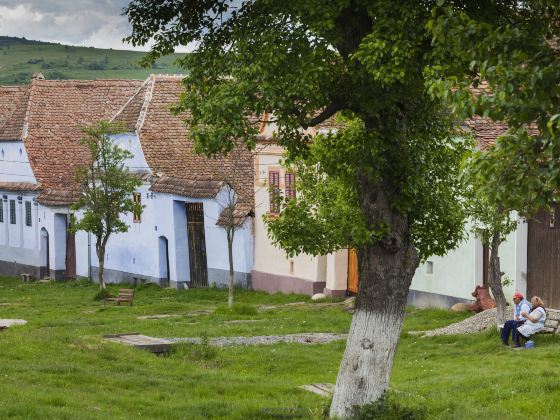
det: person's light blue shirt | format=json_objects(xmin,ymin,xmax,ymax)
[{"xmin": 515, "ymin": 298, "xmax": 531, "ymax": 321}]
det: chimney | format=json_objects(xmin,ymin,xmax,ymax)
[{"xmin": 31, "ymin": 72, "xmax": 45, "ymax": 80}]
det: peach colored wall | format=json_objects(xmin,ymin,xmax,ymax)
[{"xmin": 253, "ymin": 142, "xmax": 347, "ymax": 293}]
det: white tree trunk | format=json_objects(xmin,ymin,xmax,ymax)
[{"xmin": 329, "ymin": 307, "xmax": 404, "ymax": 418}]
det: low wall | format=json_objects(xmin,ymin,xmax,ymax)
[{"xmin": 543, "ymin": 309, "xmax": 560, "ymax": 333}]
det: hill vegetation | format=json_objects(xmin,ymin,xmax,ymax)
[{"xmin": 0, "ymin": 36, "xmax": 184, "ymax": 85}]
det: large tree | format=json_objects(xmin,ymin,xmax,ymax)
[{"xmin": 125, "ymin": 1, "xmax": 535, "ymax": 416}]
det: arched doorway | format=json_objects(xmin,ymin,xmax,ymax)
[
  {"xmin": 158, "ymin": 236, "xmax": 170, "ymax": 286},
  {"xmin": 40, "ymin": 227, "xmax": 49, "ymax": 279}
]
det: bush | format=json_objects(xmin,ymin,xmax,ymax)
[
  {"xmin": 172, "ymin": 335, "xmax": 217, "ymax": 361},
  {"xmin": 93, "ymin": 289, "xmax": 111, "ymax": 301},
  {"xmin": 46, "ymin": 70, "xmax": 68, "ymax": 80},
  {"xmin": 87, "ymin": 61, "xmax": 107, "ymax": 70},
  {"xmin": 351, "ymin": 393, "xmax": 426, "ymax": 420}
]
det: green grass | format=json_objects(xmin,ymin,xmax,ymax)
[
  {"xmin": 0, "ymin": 276, "xmax": 559, "ymax": 419},
  {"xmin": 0, "ymin": 36, "xmax": 184, "ymax": 85}
]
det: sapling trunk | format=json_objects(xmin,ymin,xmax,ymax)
[
  {"xmin": 96, "ymin": 247, "xmax": 106, "ymax": 290},
  {"xmin": 488, "ymin": 231, "xmax": 508, "ymax": 326},
  {"xmin": 227, "ymin": 229, "xmax": 234, "ymax": 307}
]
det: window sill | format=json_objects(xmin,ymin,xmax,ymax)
[{"xmin": 266, "ymin": 212, "xmax": 280, "ymax": 220}]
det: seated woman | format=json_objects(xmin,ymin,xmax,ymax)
[{"xmin": 514, "ymin": 296, "xmax": 547, "ymax": 347}]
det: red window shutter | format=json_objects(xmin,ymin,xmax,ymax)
[
  {"xmin": 269, "ymin": 171, "xmax": 280, "ymax": 213},
  {"xmin": 285, "ymin": 172, "xmax": 296, "ymax": 200}
]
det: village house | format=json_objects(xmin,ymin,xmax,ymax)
[
  {"xmin": 252, "ymin": 114, "xmax": 350, "ymax": 297},
  {"xmin": 0, "ymin": 74, "xmax": 254, "ymax": 289},
  {"xmin": 252, "ymin": 113, "xmax": 560, "ymax": 310},
  {"xmin": 2, "ymin": 74, "xmax": 558, "ymax": 309}
]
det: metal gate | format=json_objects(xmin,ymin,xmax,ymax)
[
  {"xmin": 527, "ymin": 205, "xmax": 560, "ymax": 309},
  {"xmin": 186, "ymin": 202, "xmax": 208, "ymax": 288}
]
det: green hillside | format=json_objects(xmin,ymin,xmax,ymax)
[{"xmin": 0, "ymin": 36, "xmax": 185, "ymax": 85}]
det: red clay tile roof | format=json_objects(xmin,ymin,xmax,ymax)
[
  {"xmin": 1, "ymin": 76, "xmax": 254, "ymax": 213},
  {"xmin": 150, "ymin": 175, "xmax": 224, "ymax": 198},
  {"xmin": 464, "ymin": 116, "xmax": 508, "ymax": 151},
  {"xmin": 36, "ymin": 188, "xmax": 82, "ymax": 206},
  {"xmin": 112, "ymin": 75, "xmax": 255, "ymax": 212},
  {"xmin": 112, "ymin": 80, "xmax": 150, "ymax": 132},
  {"xmin": 0, "ymin": 182, "xmax": 40, "ymax": 192},
  {"xmin": 216, "ymin": 207, "xmax": 253, "ymax": 227},
  {"xmin": 23, "ymin": 79, "xmax": 143, "ymax": 190},
  {"xmin": 0, "ymin": 86, "xmax": 28, "ymax": 141}
]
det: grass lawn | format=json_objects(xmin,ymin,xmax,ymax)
[{"xmin": 0, "ymin": 276, "xmax": 559, "ymax": 419}]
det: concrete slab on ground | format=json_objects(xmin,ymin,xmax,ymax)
[
  {"xmin": 299, "ymin": 383, "xmax": 334, "ymax": 397},
  {"xmin": 103, "ymin": 333, "xmax": 172, "ymax": 354},
  {"xmin": 0, "ymin": 319, "xmax": 27, "ymax": 328}
]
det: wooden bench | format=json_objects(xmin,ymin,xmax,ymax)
[{"xmin": 106, "ymin": 289, "xmax": 135, "ymax": 306}]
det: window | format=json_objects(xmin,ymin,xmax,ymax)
[
  {"xmin": 426, "ymin": 260, "xmax": 434, "ymax": 275},
  {"xmin": 25, "ymin": 201, "xmax": 32, "ymax": 227},
  {"xmin": 285, "ymin": 172, "xmax": 296, "ymax": 200},
  {"xmin": 133, "ymin": 192, "xmax": 141, "ymax": 223},
  {"xmin": 9, "ymin": 200, "xmax": 16, "ymax": 224},
  {"xmin": 268, "ymin": 171, "xmax": 280, "ymax": 213},
  {"xmin": 0, "ymin": 200, "xmax": 3, "ymax": 223}
]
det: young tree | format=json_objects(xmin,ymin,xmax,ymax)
[
  {"xmin": 72, "ymin": 121, "xmax": 143, "ymax": 289},
  {"xmin": 124, "ymin": 1, "xmax": 535, "ymax": 416},
  {"xmin": 462, "ymin": 148, "xmax": 520, "ymax": 326},
  {"xmin": 428, "ymin": 3, "xmax": 560, "ymax": 323}
]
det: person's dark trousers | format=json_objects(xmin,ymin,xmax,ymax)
[
  {"xmin": 501, "ymin": 320, "xmax": 525, "ymax": 345},
  {"xmin": 514, "ymin": 331, "xmax": 529, "ymax": 348}
]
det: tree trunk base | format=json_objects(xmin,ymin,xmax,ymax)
[{"xmin": 329, "ymin": 307, "xmax": 405, "ymax": 418}]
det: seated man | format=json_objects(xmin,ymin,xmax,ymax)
[
  {"xmin": 501, "ymin": 292, "xmax": 531, "ymax": 346},
  {"xmin": 514, "ymin": 296, "xmax": 547, "ymax": 347}
]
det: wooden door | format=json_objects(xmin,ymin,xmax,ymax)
[
  {"xmin": 527, "ymin": 205, "xmax": 560, "ymax": 309},
  {"xmin": 40, "ymin": 229, "xmax": 50, "ymax": 279},
  {"xmin": 186, "ymin": 202, "xmax": 208, "ymax": 288},
  {"xmin": 347, "ymin": 248, "xmax": 359, "ymax": 294},
  {"xmin": 65, "ymin": 220, "xmax": 76, "ymax": 279}
]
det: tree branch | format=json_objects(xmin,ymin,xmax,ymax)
[{"xmin": 302, "ymin": 102, "xmax": 343, "ymax": 129}]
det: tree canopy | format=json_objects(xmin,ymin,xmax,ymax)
[{"xmin": 126, "ymin": 0, "xmax": 471, "ymax": 259}]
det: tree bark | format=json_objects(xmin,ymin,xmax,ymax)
[
  {"xmin": 329, "ymin": 176, "xmax": 419, "ymax": 418},
  {"xmin": 488, "ymin": 231, "xmax": 508, "ymax": 326},
  {"xmin": 97, "ymin": 248, "xmax": 106, "ymax": 290},
  {"xmin": 227, "ymin": 230, "xmax": 234, "ymax": 307}
]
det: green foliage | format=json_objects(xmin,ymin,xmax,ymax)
[
  {"xmin": 72, "ymin": 121, "xmax": 143, "ymax": 242},
  {"xmin": 93, "ymin": 288, "xmax": 112, "ymax": 301},
  {"xmin": 427, "ymin": 3, "xmax": 560, "ymax": 214},
  {"xmin": 460, "ymin": 145, "xmax": 520, "ymax": 247},
  {"xmin": 351, "ymin": 392, "xmax": 426, "ymax": 420},
  {"xmin": 125, "ymin": 0, "xmax": 471, "ymax": 261}
]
